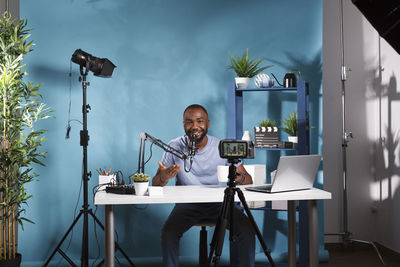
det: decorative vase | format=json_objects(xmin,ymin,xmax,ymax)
[
  {"xmin": 288, "ymin": 136, "xmax": 298, "ymax": 143},
  {"xmin": 235, "ymin": 77, "xmax": 250, "ymax": 89},
  {"xmin": 134, "ymin": 182, "xmax": 149, "ymax": 196}
]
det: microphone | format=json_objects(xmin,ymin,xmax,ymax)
[{"xmin": 188, "ymin": 134, "xmax": 197, "ymax": 159}]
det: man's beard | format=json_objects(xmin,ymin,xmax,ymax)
[{"xmin": 186, "ymin": 128, "xmax": 208, "ymax": 144}]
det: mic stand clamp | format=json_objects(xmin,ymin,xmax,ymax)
[{"xmin": 207, "ymin": 159, "xmax": 275, "ymax": 267}]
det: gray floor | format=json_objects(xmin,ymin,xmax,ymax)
[
  {"xmin": 130, "ymin": 244, "xmax": 400, "ymax": 267},
  {"xmin": 319, "ymin": 243, "xmax": 400, "ymax": 267},
  {"xmin": 40, "ymin": 243, "xmax": 399, "ymax": 267}
]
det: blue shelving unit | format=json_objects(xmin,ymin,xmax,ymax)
[{"xmin": 226, "ymin": 80, "xmax": 312, "ymax": 267}]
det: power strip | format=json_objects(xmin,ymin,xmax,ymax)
[{"xmin": 106, "ymin": 184, "xmax": 135, "ymax": 195}]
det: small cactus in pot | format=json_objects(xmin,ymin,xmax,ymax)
[
  {"xmin": 132, "ymin": 173, "xmax": 151, "ymax": 183},
  {"xmin": 132, "ymin": 173, "xmax": 151, "ymax": 196}
]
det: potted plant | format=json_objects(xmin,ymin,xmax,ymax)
[
  {"xmin": 228, "ymin": 48, "xmax": 272, "ymax": 89},
  {"xmin": 254, "ymin": 119, "xmax": 279, "ymax": 148},
  {"xmin": 259, "ymin": 118, "xmax": 277, "ymax": 128},
  {"xmin": 280, "ymin": 111, "xmax": 298, "ymax": 143},
  {"xmin": 132, "ymin": 173, "xmax": 151, "ymax": 196},
  {"xmin": 0, "ymin": 12, "xmax": 52, "ymax": 265}
]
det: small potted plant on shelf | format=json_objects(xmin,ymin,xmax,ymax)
[
  {"xmin": 280, "ymin": 111, "xmax": 298, "ymax": 143},
  {"xmin": 132, "ymin": 173, "xmax": 151, "ymax": 196},
  {"xmin": 228, "ymin": 48, "xmax": 272, "ymax": 89},
  {"xmin": 254, "ymin": 119, "xmax": 279, "ymax": 148}
]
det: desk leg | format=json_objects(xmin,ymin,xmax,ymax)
[
  {"xmin": 288, "ymin": 200, "xmax": 296, "ymax": 267},
  {"xmin": 309, "ymin": 200, "xmax": 318, "ymax": 267},
  {"xmin": 105, "ymin": 205, "xmax": 115, "ymax": 267}
]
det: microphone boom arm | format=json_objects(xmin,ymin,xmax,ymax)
[
  {"xmin": 138, "ymin": 132, "xmax": 190, "ymax": 174},
  {"xmin": 142, "ymin": 132, "xmax": 188, "ymax": 160}
]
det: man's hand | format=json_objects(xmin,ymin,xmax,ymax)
[
  {"xmin": 152, "ymin": 161, "xmax": 181, "ymax": 186},
  {"xmin": 236, "ymin": 164, "xmax": 253, "ymax": 185},
  {"xmin": 158, "ymin": 161, "xmax": 181, "ymax": 179}
]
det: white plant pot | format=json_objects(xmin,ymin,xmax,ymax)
[
  {"xmin": 134, "ymin": 182, "xmax": 149, "ymax": 196},
  {"xmin": 288, "ymin": 136, "xmax": 298, "ymax": 143},
  {"xmin": 235, "ymin": 77, "xmax": 250, "ymax": 89}
]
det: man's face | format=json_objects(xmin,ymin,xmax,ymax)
[{"xmin": 183, "ymin": 108, "xmax": 210, "ymax": 143}]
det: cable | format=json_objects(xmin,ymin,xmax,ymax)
[
  {"xmin": 65, "ymin": 61, "xmax": 73, "ymax": 139},
  {"xmin": 131, "ymin": 143, "xmax": 155, "ymax": 177},
  {"xmin": 183, "ymin": 157, "xmax": 193, "ymax": 173},
  {"xmin": 115, "ymin": 170, "xmax": 124, "ymax": 185},
  {"xmin": 142, "ymin": 143, "xmax": 154, "ymax": 170},
  {"xmin": 54, "ymin": 164, "xmax": 84, "ymax": 266},
  {"xmin": 65, "ymin": 61, "xmax": 82, "ymax": 139}
]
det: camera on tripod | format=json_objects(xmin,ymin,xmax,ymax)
[{"xmin": 219, "ymin": 139, "xmax": 254, "ymax": 160}]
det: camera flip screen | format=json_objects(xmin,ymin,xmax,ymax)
[{"xmin": 219, "ymin": 140, "xmax": 248, "ymax": 159}]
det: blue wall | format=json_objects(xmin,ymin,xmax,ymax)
[{"xmin": 19, "ymin": 0, "xmax": 323, "ymax": 265}]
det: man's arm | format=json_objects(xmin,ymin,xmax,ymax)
[
  {"xmin": 235, "ymin": 164, "xmax": 252, "ymax": 185},
  {"xmin": 152, "ymin": 161, "xmax": 181, "ymax": 186}
]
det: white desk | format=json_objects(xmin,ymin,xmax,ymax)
[{"xmin": 94, "ymin": 185, "xmax": 331, "ymax": 267}]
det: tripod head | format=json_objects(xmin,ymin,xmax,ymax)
[{"xmin": 227, "ymin": 159, "xmax": 243, "ymax": 187}]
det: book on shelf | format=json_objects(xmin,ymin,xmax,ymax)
[{"xmin": 255, "ymin": 141, "xmax": 294, "ymax": 149}]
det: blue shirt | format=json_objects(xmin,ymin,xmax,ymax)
[{"xmin": 161, "ymin": 135, "xmax": 227, "ymax": 185}]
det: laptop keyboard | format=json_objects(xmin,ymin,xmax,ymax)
[
  {"xmin": 251, "ymin": 185, "xmax": 272, "ymax": 190},
  {"xmin": 245, "ymin": 184, "xmax": 273, "ymax": 192}
]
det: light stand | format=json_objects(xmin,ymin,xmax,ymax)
[
  {"xmin": 44, "ymin": 64, "xmax": 133, "ymax": 267},
  {"xmin": 324, "ymin": 1, "xmax": 385, "ymax": 265},
  {"xmin": 207, "ymin": 159, "xmax": 275, "ymax": 267}
]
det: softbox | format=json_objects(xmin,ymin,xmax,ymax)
[{"xmin": 352, "ymin": 0, "xmax": 400, "ymax": 54}]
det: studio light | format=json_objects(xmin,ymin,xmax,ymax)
[
  {"xmin": 45, "ymin": 49, "xmax": 129, "ymax": 267},
  {"xmin": 71, "ymin": 49, "xmax": 116, "ymax": 77}
]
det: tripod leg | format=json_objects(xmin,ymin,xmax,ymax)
[
  {"xmin": 82, "ymin": 211, "xmax": 89, "ymax": 267},
  {"xmin": 207, "ymin": 188, "xmax": 235, "ymax": 266},
  {"xmin": 44, "ymin": 211, "xmax": 84, "ymax": 266},
  {"xmin": 236, "ymin": 188, "xmax": 276, "ymax": 267},
  {"xmin": 89, "ymin": 209, "xmax": 135, "ymax": 266}
]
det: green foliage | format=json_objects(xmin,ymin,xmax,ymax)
[
  {"xmin": 228, "ymin": 48, "xmax": 272, "ymax": 78},
  {"xmin": 280, "ymin": 111, "xmax": 297, "ymax": 136},
  {"xmin": 0, "ymin": 11, "xmax": 52, "ymax": 256},
  {"xmin": 0, "ymin": 12, "xmax": 33, "ymax": 64},
  {"xmin": 132, "ymin": 173, "xmax": 151, "ymax": 182},
  {"xmin": 259, "ymin": 118, "xmax": 276, "ymax": 128}
]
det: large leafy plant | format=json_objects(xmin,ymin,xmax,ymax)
[
  {"xmin": 0, "ymin": 12, "xmax": 52, "ymax": 260},
  {"xmin": 228, "ymin": 48, "xmax": 272, "ymax": 78}
]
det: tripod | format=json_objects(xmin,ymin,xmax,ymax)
[
  {"xmin": 207, "ymin": 159, "xmax": 275, "ymax": 267},
  {"xmin": 44, "ymin": 65, "xmax": 134, "ymax": 267}
]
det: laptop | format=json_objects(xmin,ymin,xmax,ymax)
[{"xmin": 245, "ymin": 154, "xmax": 321, "ymax": 193}]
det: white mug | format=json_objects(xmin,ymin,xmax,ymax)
[{"xmin": 217, "ymin": 165, "xmax": 229, "ymax": 182}]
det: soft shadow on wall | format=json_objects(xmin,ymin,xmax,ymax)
[
  {"xmin": 369, "ymin": 65, "xmax": 400, "ymax": 248},
  {"xmin": 369, "ymin": 70, "xmax": 400, "ymax": 201}
]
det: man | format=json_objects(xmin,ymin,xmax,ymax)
[{"xmin": 152, "ymin": 104, "xmax": 255, "ymax": 267}]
